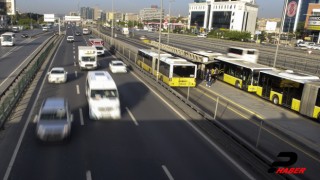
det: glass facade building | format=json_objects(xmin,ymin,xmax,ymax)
[{"xmin": 283, "ymin": 0, "xmax": 320, "ymax": 32}]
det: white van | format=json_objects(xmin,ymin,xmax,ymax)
[
  {"xmin": 86, "ymin": 71, "xmax": 121, "ymax": 120},
  {"xmin": 78, "ymin": 46, "xmax": 98, "ymax": 70}
]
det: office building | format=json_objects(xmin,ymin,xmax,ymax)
[
  {"xmin": 283, "ymin": 0, "xmax": 320, "ymax": 33},
  {"xmin": 139, "ymin": 6, "xmax": 164, "ymax": 21},
  {"xmin": 188, "ymin": 0, "xmax": 258, "ymax": 34},
  {"xmin": 80, "ymin": 7, "xmax": 94, "ymax": 20},
  {"xmin": 0, "ymin": 0, "xmax": 15, "ymax": 15}
]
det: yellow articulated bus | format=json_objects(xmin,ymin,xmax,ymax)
[
  {"xmin": 213, "ymin": 56, "xmax": 274, "ymax": 92},
  {"xmin": 137, "ymin": 49, "xmax": 197, "ymax": 87},
  {"xmin": 257, "ymin": 69, "xmax": 320, "ymax": 120}
]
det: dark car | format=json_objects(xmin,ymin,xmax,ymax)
[
  {"xmin": 75, "ymin": 31, "xmax": 81, "ymax": 36},
  {"xmin": 21, "ymin": 33, "xmax": 29, "ymax": 38}
]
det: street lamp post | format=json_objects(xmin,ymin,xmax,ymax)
[
  {"xmin": 286, "ymin": 17, "xmax": 292, "ymax": 45},
  {"xmin": 273, "ymin": 0, "xmax": 288, "ymax": 68},
  {"xmin": 157, "ymin": 0, "xmax": 163, "ymax": 82},
  {"xmin": 111, "ymin": 0, "xmax": 114, "ymax": 45},
  {"xmin": 167, "ymin": 0, "xmax": 174, "ymax": 44}
]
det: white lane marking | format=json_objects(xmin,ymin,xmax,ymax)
[
  {"xmin": 74, "ymin": 61, "xmax": 76, "ymax": 66},
  {"xmin": 70, "ymin": 114, "xmax": 74, "ymax": 122},
  {"xmin": 75, "ymin": 71, "xmax": 78, "ymax": 78},
  {"xmin": 86, "ymin": 170, "xmax": 92, "ymax": 180},
  {"xmin": 162, "ymin": 165, "xmax": 174, "ymax": 180},
  {"xmin": 73, "ymin": 50, "xmax": 75, "ymax": 54},
  {"xmin": 125, "ymin": 107, "xmax": 138, "ymax": 126},
  {"xmin": 74, "ymin": 55, "xmax": 76, "ymax": 59},
  {"xmin": 131, "ymin": 72, "xmax": 255, "ymax": 180},
  {"xmin": 33, "ymin": 115, "xmax": 38, "ymax": 123},
  {"xmin": 79, "ymin": 108, "xmax": 84, "ymax": 126},
  {"xmin": 76, "ymin": 85, "xmax": 80, "ymax": 94},
  {"xmin": 3, "ymin": 37, "xmax": 65, "ymax": 180}
]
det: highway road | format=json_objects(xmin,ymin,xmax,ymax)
[
  {"xmin": 0, "ymin": 26, "xmax": 268, "ymax": 180},
  {"xmin": 0, "ymin": 29, "xmax": 55, "ymax": 95}
]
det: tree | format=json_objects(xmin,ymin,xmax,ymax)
[{"xmin": 295, "ymin": 21, "xmax": 305, "ymax": 39}]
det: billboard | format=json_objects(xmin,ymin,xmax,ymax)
[
  {"xmin": 64, "ymin": 16, "xmax": 81, "ymax": 21},
  {"xmin": 44, "ymin": 14, "xmax": 55, "ymax": 22},
  {"xmin": 266, "ymin": 21, "xmax": 277, "ymax": 31},
  {"xmin": 307, "ymin": 16, "xmax": 320, "ymax": 30}
]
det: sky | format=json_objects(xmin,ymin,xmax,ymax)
[{"xmin": 16, "ymin": 0, "xmax": 283, "ymax": 18}]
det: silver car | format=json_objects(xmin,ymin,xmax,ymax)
[{"xmin": 36, "ymin": 98, "xmax": 72, "ymax": 141}]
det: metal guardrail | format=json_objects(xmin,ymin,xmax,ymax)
[{"xmin": 0, "ymin": 35, "xmax": 61, "ymax": 129}]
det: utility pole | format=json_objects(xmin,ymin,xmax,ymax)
[
  {"xmin": 111, "ymin": 0, "xmax": 114, "ymax": 45},
  {"xmin": 157, "ymin": 0, "xmax": 163, "ymax": 82},
  {"xmin": 167, "ymin": 0, "xmax": 174, "ymax": 44},
  {"xmin": 273, "ymin": 0, "xmax": 288, "ymax": 68}
]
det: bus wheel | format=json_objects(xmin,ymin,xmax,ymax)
[
  {"xmin": 272, "ymin": 95, "xmax": 279, "ymax": 105},
  {"xmin": 317, "ymin": 113, "xmax": 320, "ymax": 122},
  {"xmin": 235, "ymin": 81, "xmax": 241, "ymax": 89}
]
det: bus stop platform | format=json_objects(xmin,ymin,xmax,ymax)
[{"xmin": 186, "ymin": 80, "xmax": 320, "ymax": 156}]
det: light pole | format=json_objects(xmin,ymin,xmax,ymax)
[
  {"xmin": 111, "ymin": 0, "xmax": 114, "ymax": 45},
  {"xmin": 167, "ymin": 0, "xmax": 174, "ymax": 44},
  {"xmin": 286, "ymin": 17, "xmax": 292, "ymax": 45},
  {"xmin": 157, "ymin": 0, "xmax": 163, "ymax": 82},
  {"xmin": 273, "ymin": 0, "xmax": 288, "ymax": 68}
]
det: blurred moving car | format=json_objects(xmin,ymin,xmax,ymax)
[
  {"xmin": 109, "ymin": 60, "xmax": 127, "ymax": 73},
  {"xmin": 47, "ymin": 67, "xmax": 68, "ymax": 83},
  {"xmin": 67, "ymin": 36, "xmax": 74, "ymax": 42},
  {"xmin": 139, "ymin": 35, "xmax": 148, "ymax": 40},
  {"xmin": 75, "ymin": 31, "xmax": 81, "ymax": 36},
  {"xmin": 197, "ymin": 33, "xmax": 207, "ymax": 38},
  {"xmin": 311, "ymin": 44, "xmax": 320, "ymax": 50},
  {"xmin": 21, "ymin": 33, "xmax": 29, "ymax": 38},
  {"xmin": 297, "ymin": 42, "xmax": 315, "ymax": 48},
  {"xmin": 92, "ymin": 45, "xmax": 106, "ymax": 56},
  {"xmin": 35, "ymin": 97, "xmax": 72, "ymax": 141}
]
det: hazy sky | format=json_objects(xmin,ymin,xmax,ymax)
[{"xmin": 16, "ymin": 0, "xmax": 283, "ymax": 18}]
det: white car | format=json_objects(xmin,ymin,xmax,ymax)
[
  {"xmin": 67, "ymin": 36, "xmax": 74, "ymax": 42},
  {"xmin": 92, "ymin": 45, "xmax": 106, "ymax": 56},
  {"xmin": 312, "ymin": 44, "xmax": 320, "ymax": 50},
  {"xmin": 298, "ymin": 42, "xmax": 315, "ymax": 48},
  {"xmin": 197, "ymin": 33, "xmax": 207, "ymax": 38},
  {"xmin": 47, "ymin": 67, "xmax": 68, "ymax": 83},
  {"xmin": 109, "ymin": 60, "xmax": 127, "ymax": 73}
]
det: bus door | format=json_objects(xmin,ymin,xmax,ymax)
[
  {"xmin": 281, "ymin": 80, "xmax": 300, "ymax": 108},
  {"xmin": 214, "ymin": 62, "xmax": 223, "ymax": 80},
  {"xmin": 241, "ymin": 68, "xmax": 252, "ymax": 91},
  {"xmin": 260, "ymin": 75, "xmax": 272, "ymax": 98}
]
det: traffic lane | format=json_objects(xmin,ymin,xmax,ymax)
[
  {"xmin": 176, "ymin": 83, "xmax": 320, "ymax": 179},
  {"xmin": 5, "ymin": 32, "xmax": 90, "ymax": 180},
  {"xmin": 9, "ymin": 57, "xmax": 252, "ymax": 179},
  {"xmin": 97, "ymin": 57, "xmax": 252, "ymax": 179},
  {"xmin": 0, "ymin": 34, "xmax": 54, "ymax": 95}
]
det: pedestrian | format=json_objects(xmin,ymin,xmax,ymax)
[
  {"xmin": 205, "ymin": 69, "xmax": 210, "ymax": 82},
  {"xmin": 206, "ymin": 74, "xmax": 213, "ymax": 87},
  {"xmin": 213, "ymin": 67, "xmax": 219, "ymax": 82}
]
